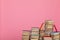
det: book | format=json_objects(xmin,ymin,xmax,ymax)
[
  {"xmin": 22, "ymin": 30, "xmax": 30, "ymax": 36},
  {"xmin": 51, "ymin": 32, "xmax": 60, "ymax": 39},
  {"xmin": 31, "ymin": 36, "xmax": 39, "ymax": 39},
  {"xmin": 31, "ymin": 38, "xmax": 38, "ymax": 40},
  {"xmin": 22, "ymin": 38, "xmax": 29, "ymax": 40},
  {"xmin": 22, "ymin": 35, "xmax": 30, "ymax": 39},
  {"xmin": 31, "ymin": 31, "xmax": 39, "ymax": 34},
  {"xmin": 45, "ymin": 20, "xmax": 53, "ymax": 25},
  {"xmin": 43, "ymin": 37, "xmax": 52, "ymax": 40},
  {"xmin": 31, "ymin": 27, "xmax": 39, "ymax": 32}
]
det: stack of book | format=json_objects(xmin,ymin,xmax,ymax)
[
  {"xmin": 45, "ymin": 20, "xmax": 53, "ymax": 36},
  {"xmin": 51, "ymin": 32, "xmax": 60, "ymax": 40},
  {"xmin": 30, "ymin": 27, "xmax": 39, "ymax": 40},
  {"xmin": 22, "ymin": 30, "xmax": 30, "ymax": 40},
  {"xmin": 22, "ymin": 20, "xmax": 60, "ymax": 40}
]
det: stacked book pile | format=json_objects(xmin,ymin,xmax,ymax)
[
  {"xmin": 22, "ymin": 20, "xmax": 60, "ymax": 40},
  {"xmin": 30, "ymin": 27, "xmax": 39, "ymax": 40},
  {"xmin": 22, "ymin": 30, "xmax": 30, "ymax": 40}
]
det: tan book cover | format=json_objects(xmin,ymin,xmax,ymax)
[
  {"xmin": 45, "ymin": 24, "xmax": 53, "ymax": 28},
  {"xmin": 31, "ymin": 31, "xmax": 39, "ymax": 34},
  {"xmin": 31, "ymin": 39, "xmax": 38, "ymax": 40},
  {"xmin": 22, "ymin": 35, "xmax": 30, "ymax": 39},
  {"xmin": 22, "ymin": 30, "xmax": 30, "ymax": 36},
  {"xmin": 53, "ymin": 38, "xmax": 59, "ymax": 40},
  {"xmin": 31, "ymin": 27, "xmax": 39, "ymax": 32},
  {"xmin": 53, "ymin": 35, "xmax": 60, "ymax": 39},
  {"xmin": 51, "ymin": 32, "xmax": 60, "ymax": 39},
  {"xmin": 43, "ymin": 37, "xmax": 52, "ymax": 40},
  {"xmin": 45, "ymin": 20, "xmax": 53, "ymax": 25},
  {"xmin": 31, "ymin": 36, "xmax": 39, "ymax": 39},
  {"xmin": 22, "ymin": 38, "xmax": 29, "ymax": 40}
]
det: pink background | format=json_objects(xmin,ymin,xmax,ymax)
[{"xmin": 1, "ymin": 0, "xmax": 60, "ymax": 40}]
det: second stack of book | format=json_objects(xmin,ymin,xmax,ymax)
[{"xmin": 30, "ymin": 27, "xmax": 39, "ymax": 40}]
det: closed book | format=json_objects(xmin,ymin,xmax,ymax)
[
  {"xmin": 45, "ymin": 28, "xmax": 53, "ymax": 32},
  {"xmin": 31, "ymin": 34, "xmax": 39, "ymax": 36},
  {"xmin": 22, "ymin": 38, "xmax": 29, "ymax": 40},
  {"xmin": 45, "ymin": 20, "xmax": 53, "ymax": 25},
  {"xmin": 31, "ymin": 33, "xmax": 39, "ymax": 36},
  {"xmin": 45, "ymin": 24, "xmax": 53, "ymax": 28},
  {"xmin": 22, "ymin": 30, "xmax": 30, "ymax": 36},
  {"xmin": 31, "ymin": 38, "xmax": 38, "ymax": 40},
  {"xmin": 22, "ymin": 35, "xmax": 30, "ymax": 39},
  {"xmin": 31, "ymin": 36, "xmax": 39, "ymax": 39},
  {"xmin": 31, "ymin": 27, "xmax": 39, "ymax": 32},
  {"xmin": 51, "ymin": 32, "xmax": 60, "ymax": 39},
  {"xmin": 43, "ymin": 36, "xmax": 52, "ymax": 40},
  {"xmin": 31, "ymin": 31, "xmax": 39, "ymax": 34},
  {"xmin": 53, "ymin": 38, "xmax": 59, "ymax": 40}
]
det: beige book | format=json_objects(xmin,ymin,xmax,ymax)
[
  {"xmin": 45, "ymin": 20, "xmax": 53, "ymax": 25},
  {"xmin": 53, "ymin": 38, "xmax": 60, "ymax": 40},
  {"xmin": 40, "ymin": 33, "xmax": 45, "ymax": 37},
  {"xmin": 31, "ymin": 36, "xmax": 39, "ymax": 39},
  {"xmin": 22, "ymin": 30, "xmax": 30, "ymax": 36},
  {"xmin": 31, "ymin": 31, "xmax": 39, "ymax": 34},
  {"xmin": 22, "ymin": 38, "xmax": 29, "ymax": 40},
  {"xmin": 45, "ymin": 24, "xmax": 53, "ymax": 28},
  {"xmin": 45, "ymin": 28, "xmax": 53, "ymax": 31},
  {"xmin": 51, "ymin": 32, "xmax": 60, "ymax": 39},
  {"xmin": 31, "ymin": 27, "xmax": 39, "ymax": 32},
  {"xmin": 22, "ymin": 35, "xmax": 30, "ymax": 39},
  {"xmin": 43, "ymin": 37, "xmax": 52, "ymax": 40},
  {"xmin": 31, "ymin": 38, "xmax": 38, "ymax": 40},
  {"xmin": 53, "ymin": 35, "xmax": 60, "ymax": 39},
  {"xmin": 44, "ymin": 33, "xmax": 50, "ymax": 36}
]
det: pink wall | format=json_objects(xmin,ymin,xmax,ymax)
[{"xmin": 1, "ymin": 0, "xmax": 60, "ymax": 40}]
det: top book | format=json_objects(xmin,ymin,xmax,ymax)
[
  {"xmin": 31, "ymin": 27, "xmax": 39, "ymax": 32},
  {"xmin": 45, "ymin": 20, "xmax": 54, "ymax": 25},
  {"xmin": 22, "ymin": 30, "xmax": 30, "ymax": 36}
]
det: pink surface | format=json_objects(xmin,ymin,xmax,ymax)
[{"xmin": 1, "ymin": 0, "xmax": 60, "ymax": 40}]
